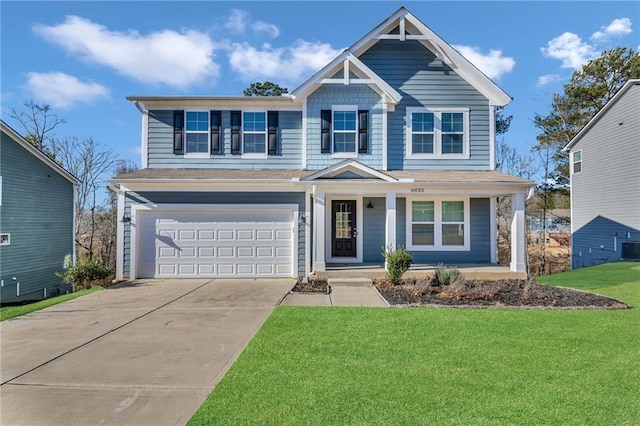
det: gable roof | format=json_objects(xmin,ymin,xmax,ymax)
[
  {"xmin": 292, "ymin": 7, "xmax": 511, "ymax": 107},
  {"xmin": 564, "ymin": 79, "xmax": 640, "ymax": 151},
  {"xmin": 291, "ymin": 50, "xmax": 402, "ymax": 105},
  {"xmin": 0, "ymin": 120, "xmax": 80, "ymax": 185},
  {"xmin": 302, "ymin": 159, "xmax": 400, "ymax": 182}
]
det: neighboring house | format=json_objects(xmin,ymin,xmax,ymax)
[
  {"xmin": 110, "ymin": 7, "xmax": 533, "ymax": 281},
  {"xmin": 0, "ymin": 120, "xmax": 79, "ymax": 303},
  {"xmin": 529, "ymin": 209, "xmax": 571, "ymax": 233},
  {"xmin": 564, "ymin": 79, "xmax": 640, "ymax": 268}
]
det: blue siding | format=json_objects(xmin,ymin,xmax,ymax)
[
  {"xmin": 123, "ymin": 192, "xmax": 306, "ymax": 277},
  {"xmin": 396, "ymin": 197, "xmax": 491, "ymax": 263},
  {"xmin": 0, "ymin": 132, "xmax": 74, "ymax": 303},
  {"xmin": 359, "ymin": 39, "xmax": 492, "ymax": 171},
  {"xmin": 362, "ymin": 197, "xmax": 386, "ymax": 263},
  {"xmin": 306, "ymin": 85, "xmax": 383, "ymax": 170},
  {"xmin": 147, "ymin": 110, "xmax": 302, "ymax": 169}
]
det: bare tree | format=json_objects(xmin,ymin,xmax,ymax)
[
  {"xmin": 8, "ymin": 100, "xmax": 66, "ymax": 151},
  {"xmin": 50, "ymin": 136, "xmax": 120, "ymax": 259}
]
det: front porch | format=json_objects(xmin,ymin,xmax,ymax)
[{"xmin": 316, "ymin": 263, "xmax": 527, "ymax": 280}]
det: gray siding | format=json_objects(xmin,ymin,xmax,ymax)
[
  {"xmin": 306, "ymin": 84, "xmax": 383, "ymax": 170},
  {"xmin": 147, "ymin": 110, "xmax": 302, "ymax": 169},
  {"xmin": 396, "ymin": 197, "xmax": 491, "ymax": 263},
  {"xmin": 359, "ymin": 39, "xmax": 492, "ymax": 171},
  {"xmin": 570, "ymin": 83, "xmax": 640, "ymax": 268},
  {"xmin": 0, "ymin": 132, "xmax": 75, "ymax": 303},
  {"xmin": 363, "ymin": 197, "xmax": 386, "ymax": 262},
  {"xmin": 123, "ymin": 192, "xmax": 306, "ymax": 277}
]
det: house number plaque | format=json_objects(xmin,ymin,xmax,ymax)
[{"xmin": 410, "ymin": 188, "xmax": 425, "ymax": 192}]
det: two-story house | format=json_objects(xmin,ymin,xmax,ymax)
[
  {"xmin": 564, "ymin": 79, "xmax": 640, "ymax": 268},
  {"xmin": 110, "ymin": 7, "xmax": 533, "ymax": 281}
]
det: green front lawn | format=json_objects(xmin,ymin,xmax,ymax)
[
  {"xmin": 0, "ymin": 286, "xmax": 103, "ymax": 321},
  {"xmin": 190, "ymin": 262, "xmax": 640, "ymax": 425}
]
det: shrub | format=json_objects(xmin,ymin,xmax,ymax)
[
  {"xmin": 382, "ymin": 244, "xmax": 412, "ymax": 285},
  {"xmin": 57, "ymin": 258, "xmax": 112, "ymax": 290},
  {"xmin": 433, "ymin": 263, "xmax": 463, "ymax": 286}
]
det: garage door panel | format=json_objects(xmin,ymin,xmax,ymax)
[{"xmin": 138, "ymin": 210, "xmax": 295, "ymax": 278}]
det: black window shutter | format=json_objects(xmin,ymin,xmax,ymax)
[
  {"xmin": 173, "ymin": 110, "xmax": 184, "ymax": 155},
  {"xmin": 358, "ymin": 110, "xmax": 368, "ymax": 153},
  {"xmin": 321, "ymin": 109, "xmax": 331, "ymax": 153},
  {"xmin": 210, "ymin": 111, "xmax": 222, "ymax": 154},
  {"xmin": 268, "ymin": 111, "xmax": 279, "ymax": 155},
  {"xmin": 230, "ymin": 111, "xmax": 241, "ymax": 155}
]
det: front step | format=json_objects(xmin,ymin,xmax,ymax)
[{"xmin": 328, "ymin": 278, "xmax": 373, "ymax": 287}]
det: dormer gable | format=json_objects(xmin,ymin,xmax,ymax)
[{"xmin": 302, "ymin": 159, "xmax": 398, "ymax": 181}]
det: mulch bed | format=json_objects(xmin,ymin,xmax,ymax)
[
  {"xmin": 292, "ymin": 279, "xmax": 329, "ymax": 293},
  {"xmin": 374, "ymin": 278, "xmax": 630, "ymax": 309}
]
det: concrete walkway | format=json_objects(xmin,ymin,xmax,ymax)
[
  {"xmin": 280, "ymin": 284, "xmax": 388, "ymax": 307},
  {"xmin": 0, "ymin": 278, "xmax": 293, "ymax": 426}
]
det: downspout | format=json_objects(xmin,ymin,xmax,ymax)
[{"xmin": 133, "ymin": 101, "xmax": 149, "ymax": 168}]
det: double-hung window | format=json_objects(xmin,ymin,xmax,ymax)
[
  {"xmin": 333, "ymin": 107, "xmax": 357, "ymax": 155},
  {"xmin": 407, "ymin": 199, "xmax": 469, "ymax": 250},
  {"xmin": 185, "ymin": 111, "xmax": 209, "ymax": 155},
  {"xmin": 407, "ymin": 108, "xmax": 469, "ymax": 158},
  {"xmin": 243, "ymin": 111, "xmax": 267, "ymax": 157},
  {"xmin": 571, "ymin": 150, "xmax": 582, "ymax": 174}
]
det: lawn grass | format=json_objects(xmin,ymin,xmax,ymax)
[
  {"xmin": 190, "ymin": 262, "xmax": 640, "ymax": 425},
  {"xmin": 0, "ymin": 286, "xmax": 103, "ymax": 321}
]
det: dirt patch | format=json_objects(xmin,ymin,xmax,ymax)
[
  {"xmin": 374, "ymin": 278, "xmax": 630, "ymax": 309},
  {"xmin": 292, "ymin": 279, "xmax": 329, "ymax": 293}
]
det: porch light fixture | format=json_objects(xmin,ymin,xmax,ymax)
[
  {"xmin": 367, "ymin": 200, "xmax": 374, "ymax": 209},
  {"xmin": 121, "ymin": 215, "xmax": 131, "ymax": 223}
]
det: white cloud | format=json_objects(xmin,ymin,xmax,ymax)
[
  {"xmin": 228, "ymin": 40, "xmax": 341, "ymax": 84},
  {"xmin": 536, "ymin": 74, "xmax": 562, "ymax": 87},
  {"xmin": 540, "ymin": 32, "xmax": 598, "ymax": 69},
  {"xmin": 452, "ymin": 45, "xmax": 515, "ymax": 80},
  {"xmin": 224, "ymin": 9, "xmax": 248, "ymax": 33},
  {"xmin": 33, "ymin": 15, "xmax": 219, "ymax": 88},
  {"xmin": 253, "ymin": 21, "xmax": 279, "ymax": 38},
  {"xmin": 591, "ymin": 17, "xmax": 632, "ymax": 41},
  {"xmin": 25, "ymin": 72, "xmax": 109, "ymax": 109}
]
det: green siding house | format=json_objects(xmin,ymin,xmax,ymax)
[{"xmin": 0, "ymin": 120, "xmax": 79, "ymax": 303}]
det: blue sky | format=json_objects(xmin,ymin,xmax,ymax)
[{"xmin": 2, "ymin": 1, "xmax": 638, "ymax": 168}]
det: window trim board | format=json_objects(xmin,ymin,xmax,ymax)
[
  {"xmin": 406, "ymin": 107, "xmax": 470, "ymax": 159},
  {"xmin": 405, "ymin": 197, "xmax": 471, "ymax": 251}
]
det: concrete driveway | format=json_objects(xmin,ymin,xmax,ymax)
[{"xmin": 0, "ymin": 278, "xmax": 293, "ymax": 425}]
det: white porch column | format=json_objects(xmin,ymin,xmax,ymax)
[
  {"xmin": 510, "ymin": 192, "xmax": 527, "ymax": 273},
  {"xmin": 385, "ymin": 192, "xmax": 396, "ymax": 271},
  {"xmin": 314, "ymin": 188, "xmax": 326, "ymax": 272}
]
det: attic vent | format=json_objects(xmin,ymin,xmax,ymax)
[{"xmin": 621, "ymin": 242, "xmax": 640, "ymax": 260}]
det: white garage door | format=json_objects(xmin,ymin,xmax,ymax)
[{"xmin": 137, "ymin": 210, "xmax": 294, "ymax": 278}]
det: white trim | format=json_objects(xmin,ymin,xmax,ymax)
[
  {"xmin": 242, "ymin": 110, "xmax": 268, "ymax": 157},
  {"xmin": 510, "ymin": 192, "xmax": 527, "ymax": 272},
  {"xmin": 115, "ymin": 191, "xmax": 125, "ymax": 280},
  {"xmin": 382, "ymin": 103, "xmax": 388, "ymax": 170},
  {"xmin": 305, "ymin": 191, "xmax": 312, "ymax": 276},
  {"xmin": 385, "ymin": 193, "xmax": 397, "ymax": 270},
  {"xmin": 130, "ymin": 203, "xmax": 299, "ymax": 279},
  {"xmin": 405, "ymin": 197, "xmax": 471, "ymax": 251},
  {"xmin": 0, "ymin": 233, "xmax": 10, "ymax": 245},
  {"xmin": 564, "ymin": 79, "xmax": 640, "ymax": 151},
  {"xmin": 331, "ymin": 105, "xmax": 358, "ymax": 155},
  {"xmin": 184, "ymin": 110, "xmax": 210, "ymax": 155},
  {"xmin": 325, "ymin": 196, "xmax": 363, "ymax": 263},
  {"xmin": 571, "ymin": 150, "xmax": 582, "ymax": 174},
  {"xmin": 489, "ymin": 106, "xmax": 496, "ymax": 171},
  {"xmin": 314, "ymin": 187, "xmax": 326, "ymax": 271},
  {"xmin": 302, "ymin": 100, "xmax": 308, "ymax": 169},
  {"xmin": 141, "ymin": 111, "xmax": 148, "ymax": 168},
  {"xmin": 490, "ymin": 197, "xmax": 497, "ymax": 263},
  {"xmin": 302, "ymin": 159, "xmax": 397, "ymax": 182},
  {"xmin": 405, "ymin": 107, "xmax": 470, "ymax": 159}
]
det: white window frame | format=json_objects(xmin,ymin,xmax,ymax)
[
  {"xmin": 242, "ymin": 110, "xmax": 268, "ymax": 159},
  {"xmin": 184, "ymin": 110, "xmax": 210, "ymax": 158},
  {"xmin": 331, "ymin": 105, "xmax": 358, "ymax": 159},
  {"xmin": 406, "ymin": 197, "xmax": 470, "ymax": 251},
  {"xmin": 406, "ymin": 107, "xmax": 470, "ymax": 159},
  {"xmin": 571, "ymin": 150, "xmax": 582, "ymax": 174}
]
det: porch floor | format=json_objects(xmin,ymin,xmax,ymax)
[{"xmin": 316, "ymin": 263, "xmax": 526, "ymax": 281}]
